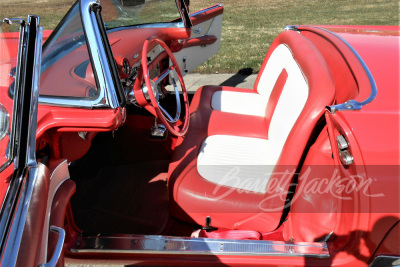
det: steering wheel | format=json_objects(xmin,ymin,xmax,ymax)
[{"xmin": 133, "ymin": 37, "xmax": 189, "ymax": 137}]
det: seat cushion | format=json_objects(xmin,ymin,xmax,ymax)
[
  {"xmin": 197, "ymin": 135, "xmax": 280, "ymax": 194},
  {"xmin": 168, "ymin": 134, "xmax": 288, "ymax": 232}
]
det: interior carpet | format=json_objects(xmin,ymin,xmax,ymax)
[{"xmin": 70, "ymin": 160, "xmax": 170, "ymax": 235}]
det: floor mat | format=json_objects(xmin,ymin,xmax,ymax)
[{"xmin": 70, "ymin": 160, "xmax": 170, "ymax": 235}]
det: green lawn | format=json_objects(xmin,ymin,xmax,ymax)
[
  {"xmin": 0, "ymin": 0, "xmax": 76, "ymax": 31},
  {"xmin": 1, "ymin": 0, "xmax": 398, "ymax": 73},
  {"xmin": 190, "ymin": 0, "xmax": 399, "ymax": 73}
]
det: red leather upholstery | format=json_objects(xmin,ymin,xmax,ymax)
[{"xmin": 168, "ymin": 30, "xmax": 335, "ymax": 233}]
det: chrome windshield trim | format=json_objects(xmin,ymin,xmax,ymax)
[
  {"xmin": 39, "ymin": 0, "xmax": 121, "ymax": 109},
  {"xmin": 80, "ymin": 0, "xmax": 119, "ymax": 108},
  {"xmin": 285, "ymin": 25, "xmax": 378, "ymax": 113}
]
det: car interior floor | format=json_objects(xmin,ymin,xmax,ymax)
[{"xmin": 69, "ymin": 114, "xmax": 186, "ymax": 235}]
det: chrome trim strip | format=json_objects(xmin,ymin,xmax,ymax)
[
  {"xmin": 86, "ymin": 2, "xmax": 120, "ymax": 109},
  {"xmin": 71, "ymin": 235, "xmax": 329, "ymax": 258},
  {"xmin": 285, "ymin": 25, "xmax": 378, "ymax": 113},
  {"xmin": 189, "ymin": 4, "xmax": 223, "ymax": 18}
]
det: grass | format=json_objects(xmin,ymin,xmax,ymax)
[
  {"xmin": 190, "ymin": 0, "xmax": 399, "ymax": 73},
  {"xmin": 0, "ymin": 0, "xmax": 76, "ymax": 31},
  {"xmin": 1, "ymin": 0, "xmax": 399, "ymax": 73}
]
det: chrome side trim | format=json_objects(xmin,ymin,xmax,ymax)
[
  {"xmin": 285, "ymin": 25, "xmax": 378, "ymax": 113},
  {"xmin": 71, "ymin": 235, "xmax": 329, "ymax": 258}
]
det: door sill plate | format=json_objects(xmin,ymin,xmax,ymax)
[{"xmin": 71, "ymin": 234, "xmax": 329, "ymax": 258}]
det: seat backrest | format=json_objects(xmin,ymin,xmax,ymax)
[{"xmin": 254, "ymin": 30, "xmax": 335, "ymax": 167}]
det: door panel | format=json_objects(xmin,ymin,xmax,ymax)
[
  {"xmin": 172, "ymin": 5, "xmax": 223, "ymax": 75},
  {"xmin": 16, "ymin": 164, "xmax": 50, "ymax": 267}
]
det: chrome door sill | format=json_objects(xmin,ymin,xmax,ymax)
[{"xmin": 71, "ymin": 235, "xmax": 329, "ymax": 258}]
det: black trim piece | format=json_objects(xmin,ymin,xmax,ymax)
[
  {"xmin": 177, "ymin": 0, "xmax": 192, "ymax": 28},
  {"xmin": 16, "ymin": 17, "xmax": 37, "ymax": 169},
  {"xmin": 92, "ymin": 4, "xmax": 126, "ymax": 108}
]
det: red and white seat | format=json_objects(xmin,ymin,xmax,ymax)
[{"xmin": 168, "ymin": 30, "xmax": 335, "ymax": 233}]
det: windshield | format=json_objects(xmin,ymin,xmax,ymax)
[
  {"xmin": 40, "ymin": 2, "xmax": 99, "ymax": 99},
  {"xmin": 0, "ymin": 21, "xmax": 18, "ymax": 171},
  {"xmin": 102, "ymin": 0, "xmax": 182, "ymax": 29},
  {"xmin": 39, "ymin": 0, "xmax": 182, "ymax": 101}
]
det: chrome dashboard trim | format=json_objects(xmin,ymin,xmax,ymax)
[
  {"xmin": 285, "ymin": 25, "xmax": 377, "ymax": 113},
  {"xmin": 71, "ymin": 234, "xmax": 330, "ymax": 257}
]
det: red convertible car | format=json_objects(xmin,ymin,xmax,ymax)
[{"xmin": 0, "ymin": 0, "xmax": 399, "ymax": 266}]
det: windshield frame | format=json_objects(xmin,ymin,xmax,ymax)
[
  {"xmin": 38, "ymin": 0, "xmax": 188, "ymax": 109},
  {"xmin": 38, "ymin": 0, "xmax": 124, "ymax": 109}
]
